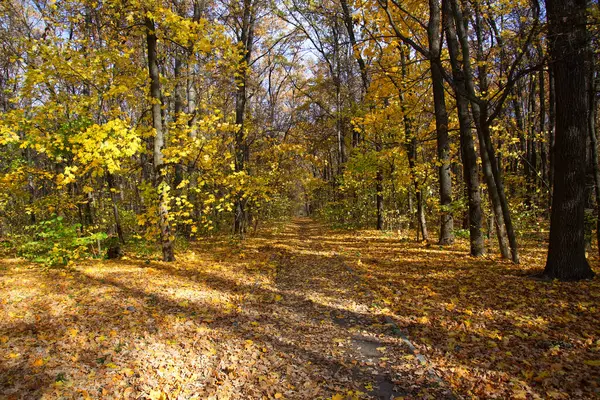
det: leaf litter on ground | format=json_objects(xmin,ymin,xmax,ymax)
[{"xmin": 0, "ymin": 218, "xmax": 599, "ymax": 399}]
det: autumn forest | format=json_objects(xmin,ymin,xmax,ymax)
[{"xmin": 1, "ymin": 0, "xmax": 599, "ymax": 399}]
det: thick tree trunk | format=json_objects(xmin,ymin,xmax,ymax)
[
  {"xmin": 428, "ymin": 0, "xmax": 454, "ymax": 245},
  {"xmin": 444, "ymin": 0, "xmax": 484, "ymax": 256},
  {"xmin": 543, "ymin": 0, "xmax": 594, "ymax": 280},
  {"xmin": 146, "ymin": 16, "xmax": 175, "ymax": 262}
]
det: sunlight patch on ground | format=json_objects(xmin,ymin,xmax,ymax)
[{"xmin": 1, "ymin": 220, "xmax": 599, "ymax": 399}]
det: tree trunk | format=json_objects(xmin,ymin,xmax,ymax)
[
  {"xmin": 146, "ymin": 16, "xmax": 175, "ymax": 262},
  {"xmin": 444, "ymin": 0, "xmax": 484, "ymax": 256},
  {"xmin": 428, "ymin": 0, "xmax": 454, "ymax": 245},
  {"xmin": 400, "ymin": 46, "xmax": 429, "ymax": 242},
  {"xmin": 173, "ymin": 55, "xmax": 184, "ymax": 190},
  {"xmin": 233, "ymin": 0, "xmax": 255, "ymax": 236},
  {"xmin": 453, "ymin": 0, "xmax": 518, "ymax": 262},
  {"xmin": 543, "ymin": 0, "xmax": 594, "ymax": 280},
  {"xmin": 340, "ymin": 0, "xmax": 368, "ymax": 93},
  {"xmin": 107, "ymin": 172, "xmax": 125, "ymax": 244}
]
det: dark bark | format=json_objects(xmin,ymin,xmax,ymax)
[
  {"xmin": 453, "ymin": 0, "xmax": 508, "ymax": 259},
  {"xmin": 233, "ymin": 0, "xmax": 255, "ymax": 236},
  {"xmin": 543, "ymin": 0, "xmax": 594, "ymax": 280},
  {"xmin": 444, "ymin": 0, "xmax": 484, "ymax": 256},
  {"xmin": 454, "ymin": 0, "xmax": 519, "ymax": 262},
  {"xmin": 428, "ymin": 0, "xmax": 454, "ymax": 245}
]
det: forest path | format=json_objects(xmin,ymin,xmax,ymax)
[{"xmin": 236, "ymin": 217, "xmax": 453, "ymax": 399}]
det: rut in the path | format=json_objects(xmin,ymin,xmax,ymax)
[{"xmin": 239, "ymin": 218, "xmax": 454, "ymax": 400}]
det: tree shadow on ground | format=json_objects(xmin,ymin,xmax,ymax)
[{"xmin": 1, "ymin": 219, "xmax": 598, "ymax": 399}]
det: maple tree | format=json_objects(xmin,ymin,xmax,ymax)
[{"xmin": 0, "ymin": 0, "xmax": 599, "ymax": 398}]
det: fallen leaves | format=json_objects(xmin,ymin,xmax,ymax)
[
  {"xmin": 31, "ymin": 358, "xmax": 44, "ymax": 367},
  {"xmin": 0, "ymin": 220, "xmax": 598, "ymax": 399}
]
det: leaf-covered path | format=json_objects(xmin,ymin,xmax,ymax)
[
  {"xmin": 239, "ymin": 218, "xmax": 451, "ymax": 400},
  {"xmin": 1, "ymin": 218, "xmax": 599, "ymax": 399}
]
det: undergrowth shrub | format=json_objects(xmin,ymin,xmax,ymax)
[{"xmin": 18, "ymin": 215, "xmax": 107, "ymax": 267}]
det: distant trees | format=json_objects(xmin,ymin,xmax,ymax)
[{"xmin": 0, "ymin": 0, "xmax": 598, "ymax": 279}]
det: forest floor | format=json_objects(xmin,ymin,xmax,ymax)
[{"xmin": 1, "ymin": 218, "xmax": 599, "ymax": 400}]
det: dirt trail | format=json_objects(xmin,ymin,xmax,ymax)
[{"xmin": 237, "ymin": 218, "xmax": 453, "ymax": 399}]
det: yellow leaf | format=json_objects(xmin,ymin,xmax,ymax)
[
  {"xmin": 274, "ymin": 394, "xmax": 283, "ymax": 399},
  {"xmin": 106, "ymin": 362, "xmax": 118, "ymax": 369},
  {"xmin": 122, "ymin": 367, "xmax": 135, "ymax": 377},
  {"xmin": 274, "ymin": 294, "xmax": 283, "ymax": 301},
  {"xmin": 149, "ymin": 390, "xmax": 167, "ymax": 400},
  {"xmin": 331, "ymin": 395, "xmax": 345, "ymax": 400},
  {"xmin": 204, "ymin": 346, "xmax": 217, "ymax": 356},
  {"xmin": 32, "ymin": 358, "xmax": 44, "ymax": 367},
  {"xmin": 584, "ymin": 360, "xmax": 600, "ymax": 366}
]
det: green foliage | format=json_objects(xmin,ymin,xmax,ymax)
[
  {"xmin": 18, "ymin": 215, "xmax": 107, "ymax": 267},
  {"xmin": 454, "ymin": 229, "xmax": 470, "ymax": 239}
]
